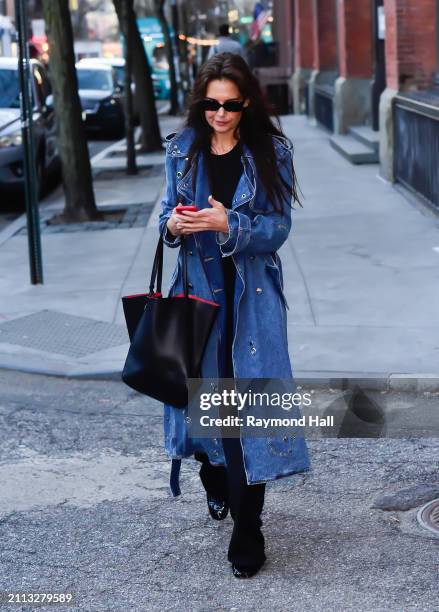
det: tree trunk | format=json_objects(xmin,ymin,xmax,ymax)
[
  {"xmin": 155, "ymin": 0, "xmax": 180, "ymax": 115},
  {"xmin": 117, "ymin": 0, "xmax": 137, "ymax": 174},
  {"xmin": 42, "ymin": 0, "xmax": 100, "ymax": 222},
  {"xmin": 172, "ymin": 0, "xmax": 190, "ymax": 110},
  {"xmin": 114, "ymin": 0, "xmax": 162, "ymax": 152},
  {"xmin": 180, "ymin": 2, "xmax": 194, "ymax": 92}
]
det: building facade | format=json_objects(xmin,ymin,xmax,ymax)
[{"xmin": 288, "ymin": 0, "xmax": 439, "ymax": 210}]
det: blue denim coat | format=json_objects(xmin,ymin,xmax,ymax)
[{"xmin": 158, "ymin": 126, "xmax": 310, "ymax": 495}]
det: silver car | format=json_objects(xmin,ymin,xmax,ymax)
[{"xmin": 0, "ymin": 57, "xmax": 59, "ymax": 200}]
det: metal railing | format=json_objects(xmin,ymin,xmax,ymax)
[
  {"xmin": 314, "ymin": 84, "xmax": 334, "ymax": 132},
  {"xmin": 304, "ymin": 83, "xmax": 309, "ymax": 116},
  {"xmin": 394, "ymin": 93, "xmax": 439, "ymax": 210}
]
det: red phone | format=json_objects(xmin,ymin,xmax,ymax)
[{"xmin": 175, "ymin": 204, "xmax": 198, "ymax": 213}]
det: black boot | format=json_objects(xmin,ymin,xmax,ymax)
[
  {"xmin": 231, "ymin": 561, "xmax": 265, "ymax": 578},
  {"xmin": 206, "ymin": 495, "xmax": 229, "ymax": 521},
  {"xmin": 222, "ymin": 437, "xmax": 267, "ymax": 576},
  {"xmin": 195, "ymin": 452, "xmax": 229, "ymax": 521}
]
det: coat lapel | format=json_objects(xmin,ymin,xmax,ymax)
[{"xmin": 176, "ymin": 144, "xmax": 256, "ymax": 211}]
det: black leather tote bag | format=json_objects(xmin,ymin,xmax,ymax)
[{"xmin": 121, "ymin": 235, "xmax": 219, "ymax": 407}]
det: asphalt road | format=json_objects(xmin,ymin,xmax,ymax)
[{"xmin": 0, "ymin": 370, "xmax": 437, "ymax": 611}]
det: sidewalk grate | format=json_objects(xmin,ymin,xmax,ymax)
[
  {"xmin": 16, "ymin": 202, "xmax": 155, "ymax": 236},
  {"xmin": 417, "ymin": 499, "xmax": 439, "ymax": 535},
  {"xmin": 0, "ymin": 310, "xmax": 129, "ymax": 358}
]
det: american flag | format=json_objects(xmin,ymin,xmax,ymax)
[{"xmin": 250, "ymin": 2, "xmax": 270, "ymax": 41}]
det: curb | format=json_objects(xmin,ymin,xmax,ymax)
[
  {"xmin": 1, "ymin": 359, "xmax": 439, "ymax": 391},
  {"xmin": 0, "ymin": 361, "xmax": 124, "ymax": 381},
  {"xmin": 293, "ymin": 372, "xmax": 439, "ymax": 392}
]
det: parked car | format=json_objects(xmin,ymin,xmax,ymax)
[
  {"xmin": 0, "ymin": 57, "xmax": 59, "ymax": 200},
  {"xmin": 77, "ymin": 56, "xmax": 126, "ymax": 87},
  {"xmin": 75, "ymin": 61, "xmax": 125, "ymax": 138},
  {"xmin": 77, "ymin": 57, "xmax": 139, "ymax": 123}
]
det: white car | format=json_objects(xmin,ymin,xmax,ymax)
[{"xmin": 77, "ymin": 57, "xmax": 139, "ymax": 122}]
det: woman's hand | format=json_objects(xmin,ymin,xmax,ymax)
[
  {"xmin": 166, "ymin": 208, "xmax": 186, "ymax": 237},
  {"xmin": 173, "ymin": 195, "xmax": 229, "ymax": 236}
]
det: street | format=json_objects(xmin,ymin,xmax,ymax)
[{"xmin": 0, "ymin": 369, "xmax": 437, "ymax": 611}]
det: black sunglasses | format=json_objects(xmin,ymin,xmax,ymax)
[{"xmin": 200, "ymin": 98, "xmax": 246, "ymax": 112}]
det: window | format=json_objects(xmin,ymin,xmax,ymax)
[{"xmin": 0, "ymin": 69, "xmax": 20, "ymax": 108}]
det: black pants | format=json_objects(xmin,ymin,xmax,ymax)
[
  {"xmin": 195, "ymin": 439, "xmax": 266, "ymax": 569},
  {"xmin": 197, "ymin": 282, "xmax": 266, "ymax": 569}
]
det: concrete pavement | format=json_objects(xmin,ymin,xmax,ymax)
[
  {"xmin": 0, "ymin": 115, "xmax": 184, "ymax": 379},
  {"xmin": 0, "ymin": 115, "xmax": 438, "ymax": 384},
  {"xmin": 281, "ymin": 115, "xmax": 439, "ymax": 378},
  {"xmin": 0, "ymin": 370, "xmax": 437, "ymax": 611}
]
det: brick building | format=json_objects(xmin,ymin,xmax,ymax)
[{"xmin": 261, "ymin": 0, "xmax": 438, "ymax": 210}]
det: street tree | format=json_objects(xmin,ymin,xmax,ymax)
[
  {"xmin": 116, "ymin": 0, "xmax": 137, "ymax": 174},
  {"xmin": 113, "ymin": 0, "xmax": 162, "ymax": 152},
  {"xmin": 154, "ymin": 0, "xmax": 180, "ymax": 115},
  {"xmin": 42, "ymin": 0, "xmax": 100, "ymax": 221},
  {"xmin": 170, "ymin": 0, "xmax": 191, "ymax": 107}
]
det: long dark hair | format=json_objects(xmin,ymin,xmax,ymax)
[{"xmin": 183, "ymin": 52, "xmax": 302, "ymax": 214}]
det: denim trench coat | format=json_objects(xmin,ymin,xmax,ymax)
[{"xmin": 158, "ymin": 126, "xmax": 310, "ymax": 495}]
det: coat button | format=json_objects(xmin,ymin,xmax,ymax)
[
  {"xmin": 188, "ymin": 282, "xmax": 193, "ymax": 288},
  {"xmin": 188, "ymin": 250, "xmax": 193, "ymax": 255},
  {"xmin": 176, "ymin": 171, "xmax": 182, "ymax": 178},
  {"xmin": 256, "ymin": 287, "xmax": 263, "ymax": 294},
  {"xmin": 241, "ymin": 193, "xmax": 246, "ymax": 198},
  {"xmin": 250, "ymin": 346, "xmax": 257, "ymax": 355}
]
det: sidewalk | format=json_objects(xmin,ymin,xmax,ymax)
[
  {"xmin": 0, "ymin": 115, "xmax": 438, "ymax": 384},
  {"xmin": 279, "ymin": 115, "xmax": 439, "ymax": 381},
  {"xmin": 0, "ymin": 114, "xmax": 184, "ymax": 378}
]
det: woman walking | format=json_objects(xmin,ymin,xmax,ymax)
[{"xmin": 158, "ymin": 53, "xmax": 310, "ymax": 578}]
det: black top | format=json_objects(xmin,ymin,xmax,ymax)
[
  {"xmin": 208, "ymin": 140, "xmax": 243, "ymax": 377},
  {"xmin": 208, "ymin": 139, "xmax": 243, "ymax": 211}
]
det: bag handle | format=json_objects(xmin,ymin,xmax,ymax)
[{"xmin": 149, "ymin": 233, "xmax": 189, "ymax": 297}]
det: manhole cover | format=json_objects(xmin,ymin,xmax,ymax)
[
  {"xmin": 417, "ymin": 498, "xmax": 439, "ymax": 535},
  {"xmin": 0, "ymin": 310, "xmax": 128, "ymax": 358}
]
